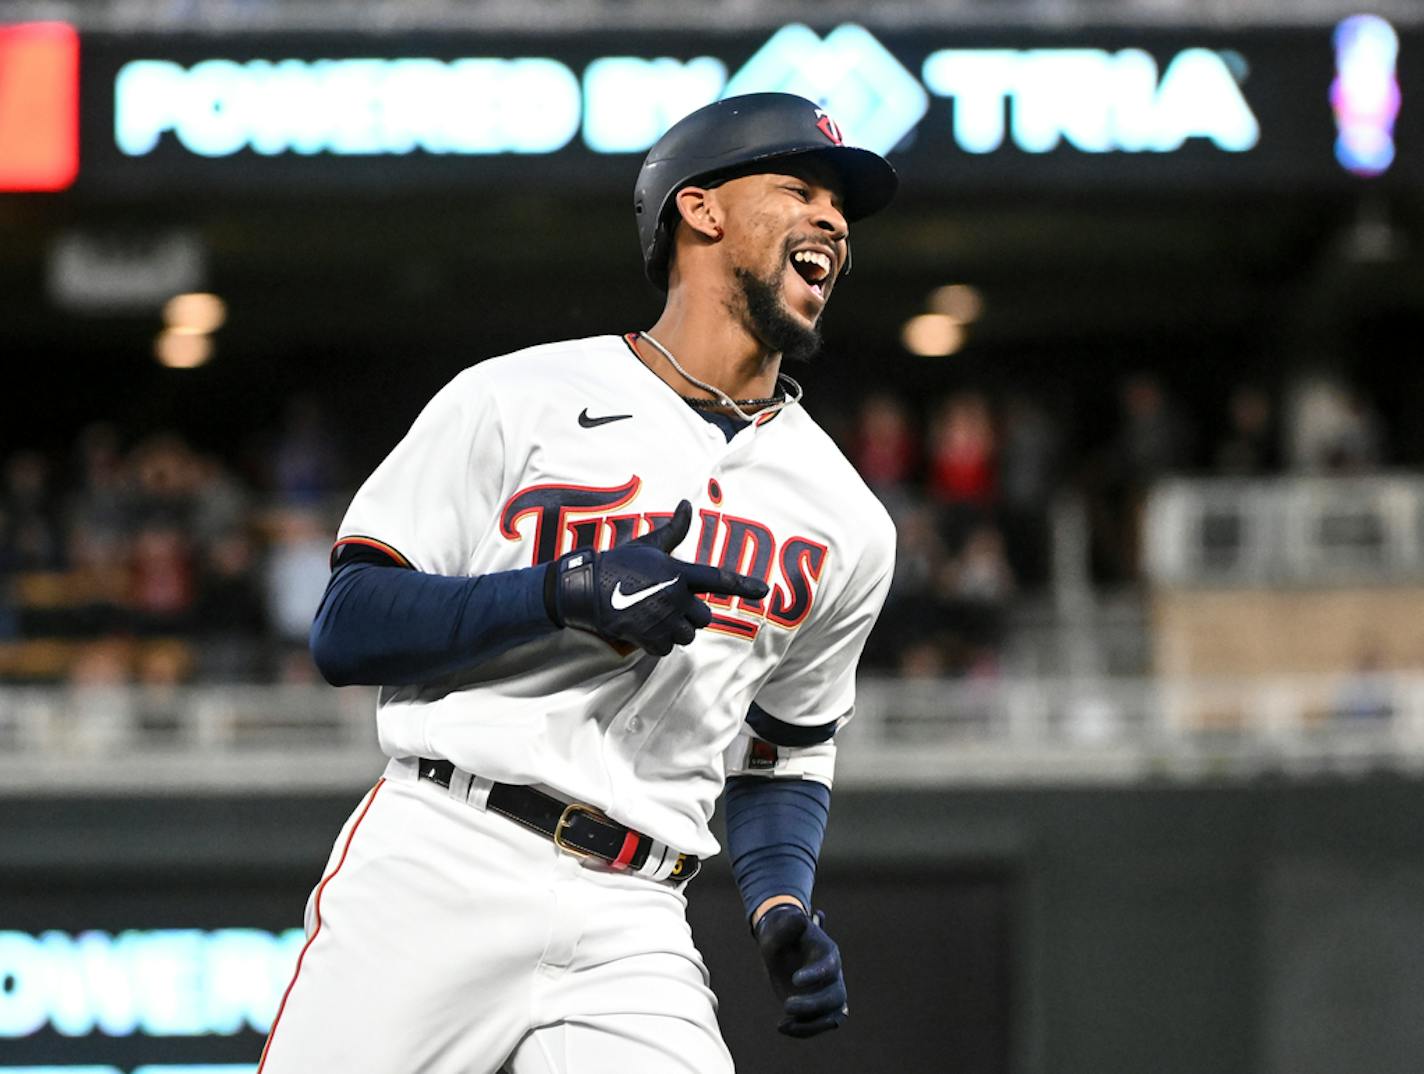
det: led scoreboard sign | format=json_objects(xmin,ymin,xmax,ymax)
[
  {"xmin": 0, "ymin": 928, "xmax": 301, "ymax": 1073},
  {"xmin": 109, "ymin": 35, "xmax": 1261, "ymax": 160},
  {"xmin": 2, "ymin": 20, "xmax": 1417, "ymax": 195}
]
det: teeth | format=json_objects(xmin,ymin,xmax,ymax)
[{"xmin": 792, "ymin": 250, "xmax": 832, "ymax": 276}]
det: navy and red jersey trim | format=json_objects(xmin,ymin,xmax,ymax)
[
  {"xmin": 707, "ymin": 613, "xmax": 760, "ymax": 641},
  {"xmin": 331, "ymin": 536, "xmax": 412, "ymax": 571}
]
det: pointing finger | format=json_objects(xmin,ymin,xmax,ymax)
[{"xmin": 679, "ymin": 562, "xmax": 769, "ymax": 600}]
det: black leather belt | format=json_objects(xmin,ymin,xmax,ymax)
[{"xmin": 417, "ymin": 758, "xmax": 700, "ymax": 882}]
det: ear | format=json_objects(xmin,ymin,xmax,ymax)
[{"xmin": 673, "ymin": 186, "xmax": 724, "ymax": 242}]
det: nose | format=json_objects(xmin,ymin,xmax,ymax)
[
  {"xmin": 812, "ymin": 200, "xmax": 849, "ymax": 244},
  {"xmin": 810, "ymin": 200, "xmax": 850, "ymax": 274}
]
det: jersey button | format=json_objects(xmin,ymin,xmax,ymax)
[{"xmin": 625, "ymin": 714, "xmax": 642, "ymax": 733}]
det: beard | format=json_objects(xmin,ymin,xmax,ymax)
[{"xmin": 733, "ymin": 260, "xmax": 823, "ymax": 365}]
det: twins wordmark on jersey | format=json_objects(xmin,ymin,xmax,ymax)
[{"xmin": 500, "ymin": 473, "xmax": 827, "ymax": 641}]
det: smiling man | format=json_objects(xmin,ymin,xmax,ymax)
[{"xmin": 258, "ymin": 93, "xmax": 899, "ymax": 1074}]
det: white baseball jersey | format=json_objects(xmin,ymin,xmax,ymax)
[{"xmin": 336, "ymin": 333, "xmax": 895, "ymax": 858}]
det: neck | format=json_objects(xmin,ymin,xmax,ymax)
[{"xmin": 638, "ymin": 288, "xmax": 782, "ymax": 402}]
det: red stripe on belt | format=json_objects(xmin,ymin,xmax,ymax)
[{"xmin": 612, "ymin": 830, "xmax": 640, "ymax": 870}]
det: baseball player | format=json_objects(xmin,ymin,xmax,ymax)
[{"xmin": 258, "ymin": 92, "xmax": 897, "ymax": 1073}]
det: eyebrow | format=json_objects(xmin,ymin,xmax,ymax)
[{"xmin": 775, "ymin": 171, "xmax": 845, "ymax": 213}]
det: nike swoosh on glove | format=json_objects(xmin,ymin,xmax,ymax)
[
  {"xmin": 548, "ymin": 499, "xmax": 768, "ymax": 657},
  {"xmin": 753, "ymin": 904, "xmax": 848, "ymax": 1038}
]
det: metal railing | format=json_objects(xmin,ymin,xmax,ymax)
[
  {"xmin": 1145, "ymin": 474, "xmax": 1424, "ymax": 586},
  {"xmin": 3, "ymin": 673, "xmax": 1421, "ymax": 795}
]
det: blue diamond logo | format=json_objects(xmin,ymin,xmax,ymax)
[{"xmin": 724, "ymin": 24, "xmax": 928, "ymax": 156}]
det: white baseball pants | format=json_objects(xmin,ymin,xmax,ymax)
[{"xmin": 258, "ymin": 760, "xmax": 734, "ymax": 1074}]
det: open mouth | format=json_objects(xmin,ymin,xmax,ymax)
[{"xmin": 788, "ymin": 247, "xmax": 833, "ymax": 301}]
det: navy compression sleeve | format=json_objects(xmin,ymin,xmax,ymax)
[
  {"xmin": 723, "ymin": 775, "xmax": 831, "ymax": 922},
  {"xmin": 309, "ymin": 560, "xmax": 557, "ymax": 687}
]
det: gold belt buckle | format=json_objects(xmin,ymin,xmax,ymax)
[{"xmin": 553, "ymin": 802, "xmax": 607, "ymax": 859}]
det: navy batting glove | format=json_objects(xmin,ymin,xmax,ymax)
[
  {"xmin": 753, "ymin": 904, "xmax": 848, "ymax": 1039},
  {"xmin": 548, "ymin": 499, "xmax": 768, "ymax": 657}
]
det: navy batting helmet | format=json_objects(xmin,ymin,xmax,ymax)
[{"xmin": 634, "ymin": 93, "xmax": 899, "ymax": 291}]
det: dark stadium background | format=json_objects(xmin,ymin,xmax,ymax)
[{"xmin": 3, "ymin": 8, "xmax": 1423, "ymax": 1074}]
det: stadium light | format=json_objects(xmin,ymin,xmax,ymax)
[
  {"xmin": 163, "ymin": 292, "xmax": 226, "ymax": 335},
  {"xmin": 928, "ymin": 284, "xmax": 984, "ymax": 324},
  {"xmin": 154, "ymin": 328, "xmax": 213, "ymax": 368},
  {"xmin": 901, "ymin": 313, "xmax": 965, "ymax": 357}
]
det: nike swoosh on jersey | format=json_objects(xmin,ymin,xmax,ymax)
[
  {"xmin": 579, "ymin": 408, "xmax": 634, "ymax": 428},
  {"xmin": 610, "ymin": 577, "xmax": 678, "ymax": 610}
]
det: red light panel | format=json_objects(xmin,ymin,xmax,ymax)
[{"xmin": 0, "ymin": 22, "xmax": 80, "ymax": 192}]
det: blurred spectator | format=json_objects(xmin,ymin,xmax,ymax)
[
  {"xmin": 271, "ymin": 396, "xmax": 345, "ymax": 505},
  {"xmin": 129, "ymin": 434, "xmax": 199, "ymax": 530},
  {"xmin": 192, "ymin": 454, "xmax": 252, "ymax": 545},
  {"xmin": 866, "ymin": 503, "xmax": 951, "ymax": 670},
  {"xmin": 1, "ymin": 450, "xmax": 66, "ymax": 571},
  {"xmin": 851, "ymin": 393, "xmax": 919, "ymax": 512},
  {"xmin": 1286, "ymin": 374, "xmax": 1385, "ymax": 473},
  {"xmin": 1115, "ymin": 373, "xmax": 1193, "ymax": 485},
  {"xmin": 60, "ymin": 527, "xmax": 129, "ymax": 636},
  {"xmin": 946, "ymin": 524, "xmax": 1015, "ymax": 605},
  {"xmin": 263, "ymin": 506, "xmax": 334, "ymax": 681},
  {"xmin": 1096, "ymin": 373, "xmax": 1194, "ymax": 582},
  {"xmin": 67, "ymin": 423, "xmax": 131, "ymax": 556},
  {"xmin": 128, "ymin": 524, "xmax": 196, "ymax": 634},
  {"xmin": 898, "ymin": 639, "xmax": 950, "ymax": 680},
  {"xmin": 890, "ymin": 503, "xmax": 949, "ymax": 596},
  {"xmin": 871, "ymin": 507, "xmax": 1013, "ymax": 679},
  {"xmin": 926, "ymin": 392, "xmax": 996, "ymax": 542},
  {"xmin": 997, "ymin": 395, "xmax": 1059, "ymax": 589},
  {"xmin": 60, "ymin": 426, "xmax": 135, "ymax": 637},
  {"xmin": 1214, "ymin": 384, "xmax": 1280, "ymax": 476},
  {"xmin": 193, "ymin": 530, "xmax": 269, "ymax": 681},
  {"xmin": 939, "ymin": 523, "xmax": 1014, "ymax": 677}
]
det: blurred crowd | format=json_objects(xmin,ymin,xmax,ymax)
[
  {"xmin": 0, "ymin": 370, "xmax": 1393, "ymax": 687},
  {"xmin": 840, "ymin": 369, "xmax": 1390, "ymax": 678},
  {"xmin": 0, "ymin": 401, "xmax": 345, "ymax": 687}
]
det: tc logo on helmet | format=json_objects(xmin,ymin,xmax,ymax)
[{"xmin": 814, "ymin": 109, "xmax": 844, "ymax": 146}]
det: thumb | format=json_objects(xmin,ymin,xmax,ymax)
[{"xmin": 638, "ymin": 499, "xmax": 692, "ymax": 553}]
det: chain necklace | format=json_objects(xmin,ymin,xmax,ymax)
[{"xmin": 637, "ymin": 331, "xmax": 803, "ymax": 424}]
